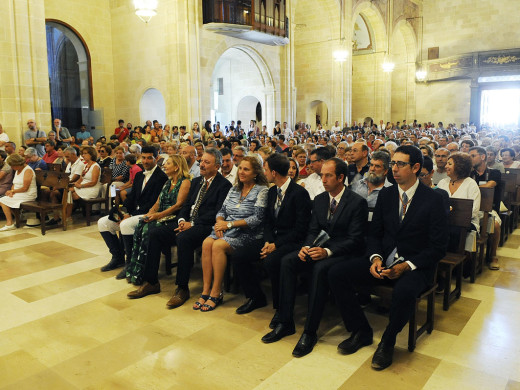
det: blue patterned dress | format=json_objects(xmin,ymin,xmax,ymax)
[{"xmin": 210, "ymin": 184, "xmax": 268, "ymax": 249}]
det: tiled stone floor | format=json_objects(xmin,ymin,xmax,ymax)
[{"xmin": 0, "ymin": 220, "xmax": 519, "ymax": 389}]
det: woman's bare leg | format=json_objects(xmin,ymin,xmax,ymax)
[{"xmin": 1, "ymin": 203, "xmax": 13, "ymax": 225}]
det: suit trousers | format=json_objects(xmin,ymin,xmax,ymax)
[
  {"xmin": 175, "ymin": 225, "xmax": 212, "ymax": 287},
  {"xmin": 328, "ymin": 256, "xmax": 429, "ymax": 344},
  {"xmin": 279, "ymin": 251, "xmax": 344, "ymax": 334},
  {"xmin": 230, "ymin": 239, "xmax": 265, "ymax": 301},
  {"xmin": 143, "ymin": 222, "xmax": 177, "ymax": 285}
]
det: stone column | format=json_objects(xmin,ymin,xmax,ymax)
[
  {"xmin": 469, "ymin": 78, "xmax": 481, "ymax": 129},
  {"xmin": 0, "ymin": 0, "xmax": 51, "ymax": 145}
]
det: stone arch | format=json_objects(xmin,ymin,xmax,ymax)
[
  {"xmin": 208, "ymin": 45, "xmax": 275, "ymax": 130},
  {"xmin": 352, "ymin": 1, "xmax": 387, "ymax": 53},
  {"xmin": 307, "ymin": 100, "xmax": 330, "ymax": 129}
]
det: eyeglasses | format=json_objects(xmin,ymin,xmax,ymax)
[
  {"xmin": 309, "ymin": 159, "xmax": 322, "ymax": 164},
  {"xmin": 434, "ymin": 154, "xmax": 449, "ymax": 158},
  {"xmin": 389, "ymin": 161, "xmax": 412, "ymax": 169},
  {"xmin": 418, "ymin": 173, "xmax": 429, "ymax": 178}
]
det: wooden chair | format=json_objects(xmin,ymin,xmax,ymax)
[
  {"xmin": 504, "ymin": 169, "xmax": 520, "ymax": 231},
  {"xmin": 470, "ymin": 187, "xmax": 494, "ymax": 283},
  {"xmin": 438, "ymin": 198, "xmax": 473, "ymax": 311},
  {"xmin": 48, "ymin": 163, "xmax": 63, "ymax": 172},
  {"xmin": 499, "ymin": 174, "xmax": 516, "ymax": 244},
  {"xmin": 371, "ymin": 264, "xmax": 438, "ymax": 352},
  {"xmin": 80, "ymin": 167, "xmax": 113, "ymax": 226},
  {"xmin": 14, "ymin": 171, "xmax": 70, "ymax": 235}
]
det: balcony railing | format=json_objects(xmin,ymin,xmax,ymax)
[{"xmin": 202, "ymin": 0, "xmax": 287, "ymax": 38}]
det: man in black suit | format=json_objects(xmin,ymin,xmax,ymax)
[
  {"xmin": 328, "ymin": 145, "xmax": 448, "ymax": 370},
  {"xmin": 140, "ymin": 148, "xmax": 231, "ymax": 306},
  {"xmin": 232, "ymin": 154, "xmax": 312, "ymax": 315},
  {"xmin": 99, "ymin": 146, "xmax": 168, "ymax": 277},
  {"xmin": 262, "ymin": 158, "xmax": 368, "ymax": 358}
]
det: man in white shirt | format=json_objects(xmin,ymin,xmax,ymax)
[
  {"xmin": 432, "ymin": 147, "xmax": 450, "ymax": 185},
  {"xmin": 330, "ymin": 121, "xmax": 341, "ymax": 133},
  {"xmin": 303, "ymin": 148, "xmax": 334, "ymax": 200},
  {"xmin": 219, "ymin": 147, "xmax": 238, "ymax": 184},
  {"xmin": 181, "ymin": 145, "xmax": 200, "ymax": 178},
  {"xmin": 0, "ymin": 124, "xmax": 9, "ymax": 151}
]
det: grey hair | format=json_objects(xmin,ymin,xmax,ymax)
[
  {"xmin": 233, "ymin": 145, "xmax": 247, "ymax": 154},
  {"xmin": 204, "ymin": 147, "xmax": 223, "ymax": 166},
  {"xmin": 64, "ymin": 147, "xmax": 77, "ymax": 156},
  {"xmin": 24, "ymin": 147, "xmax": 37, "ymax": 157},
  {"xmin": 129, "ymin": 144, "xmax": 142, "ymax": 154},
  {"xmin": 371, "ymin": 150, "xmax": 391, "ymax": 171}
]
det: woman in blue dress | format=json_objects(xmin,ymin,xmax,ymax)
[{"xmin": 194, "ymin": 156, "xmax": 269, "ymax": 311}]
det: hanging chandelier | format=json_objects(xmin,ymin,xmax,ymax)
[{"xmin": 134, "ymin": 0, "xmax": 158, "ymax": 23}]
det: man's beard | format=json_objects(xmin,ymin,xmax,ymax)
[{"xmin": 366, "ymin": 172, "xmax": 386, "ymax": 185}]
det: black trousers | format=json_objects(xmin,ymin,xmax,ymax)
[
  {"xmin": 328, "ymin": 256, "xmax": 429, "ymax": 344},
  {"xmin": 230, "ymin": 239, "xmax": 265, "ymax": 301},
  {"xmin": 278, "ymin": 251, "xmax": 344, "ymax": 334},
  {"xmin": 175, "ymin": 225, "xmax": 212, "ymax": 287},
  {"xmin": 143, "ymin": 222, "xmax": 177, "ymax": 285}
]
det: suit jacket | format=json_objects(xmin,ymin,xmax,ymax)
[
  {"xmin": 264, "ymin": 179, "xmax": 312, "ymax": 248},
  {"xmin": 368, "ymin": 182, "xmax": 448, "ymax": 279},
  {"xmin": 305, "ymin": 187, "xmax": 368, "ymax": 257},
  {"xmin": 124, "ymin": 166, "xmax": 168, "ymax": 215},
  {"xmin": 177, "ymin": 173, "xmax": 231, "ymax": 226}
]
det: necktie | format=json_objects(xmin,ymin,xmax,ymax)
[
  {"xmin": 274, "ymin": 187, "xmax": 283, "ymax": 218},
  {"xmin": 191, "ymin": 179, "xmax": 208, "ymax": 222},
  {"xmin": 400, "ymin": 192, "xmax": 408, "ymax": 220},
  {"xmin": 329, "ymin": 198, "xmax": 337, "ymax": 220}
]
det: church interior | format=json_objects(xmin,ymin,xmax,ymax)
[{"xmin": 1, "ymin": 0, "xmax": 520, "ymax": 389}]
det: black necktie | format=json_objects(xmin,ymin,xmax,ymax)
[{"xmin": 191, "ymin": 179, "xmax": 208, "ymax": 222}]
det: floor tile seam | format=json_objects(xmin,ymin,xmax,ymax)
[{"xmin": 0, "ymin": 257, "xmax": 109, "ymax": 292}]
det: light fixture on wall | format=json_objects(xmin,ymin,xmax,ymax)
[
  {"xmin": 333, "ymin": 47, "xmax": 348, "ymax": 62},
  {"xmin": 381, "ymin": 0, "xmax": 394, "ymax": 73},
  {"xmin": 134, "ymin": 0, "xmax": 158, "ymax": 23}
]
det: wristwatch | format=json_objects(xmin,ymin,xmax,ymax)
[{"xmin": 227, "ymin": 221, "xmax": 234, "ymax": 229}]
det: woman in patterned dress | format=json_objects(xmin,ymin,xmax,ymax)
[
  {"xmin": 126, "ymin": 155, "xmax": 191, "ymax": 286},
  {"xmin": 193, "ymin": 156, "xmax": 269, "ymax": 311}
]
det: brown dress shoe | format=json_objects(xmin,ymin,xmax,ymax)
[
  {"xmin": 127, "ymin": 282, "xmax": 161, "ymax": 299},
  {"xmin": 166, "ymin": 287, "xmax": 190, "ymax": 309}
]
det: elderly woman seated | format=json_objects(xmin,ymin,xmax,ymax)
[
  {"xmin": 25, "ymin": 147, "xmax": 47, "ymax": 171},
  {"xmin": 0, "ymin": 154, "xmax": 37, "ymax": 231},
  {"xmin": 0, "ymin": 150, "xmax": 14, "ymax": 196},
  {"xmin": 67, "ymin": 146, "xmax": 102, "ymax": 218}
]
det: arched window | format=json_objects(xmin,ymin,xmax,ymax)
[{"xmin": 46, "ymin": 21, "xmax": 92, "ymax": 132}]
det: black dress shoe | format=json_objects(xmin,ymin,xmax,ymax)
[
  {"xmin": 337, "ymin": 329, "xmax": 373, "ymax": 355},
  {"xmin": 236, "ymin": 297, "xmax": 267, "ymax": 314},
  {"xmin": 269, "ymin": 311, "xmax": 281, "ymax": 329},
  {"xmin": 292, "ymin": 332, "xmax": 318, "ymax": 358},
  {"xmin": 371, "ymin": 341, "xmax": 394, "ymax": 371},
  {"xmin": 101, "ymin": 258, "xmax": 125, "ymax": 272},
  {"xmin": 261, "ymin": 323, "xmax": 295, "ymax": 344}
]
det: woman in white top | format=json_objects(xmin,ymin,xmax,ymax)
[
  {"xmin": 500, "ymin": 148, "xmax": 520, "ymax": 169},
  {"xmin": 67, "ymin": 146, "xmax": 101, "ymax": 218},
  {"xmin": 437, "ymin": 152, "xmax": 481, "ymax": 231},
  {"xmin": 0, "ymin": 154, "xmax": 37, "ymax": 231}
]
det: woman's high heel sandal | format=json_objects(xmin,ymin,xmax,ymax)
[
  {"xmin": 193, "ymin": 294, "xmax": 209, "ymax": 310},
  {"xmin": 201, "ymin": 293, "xmax": 223, "ymax": 312}
]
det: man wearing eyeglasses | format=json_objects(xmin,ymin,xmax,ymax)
[
  {"xmin": 328, "ymin": 145, "xmax": 448, "ymax": 371},
  {"xmin": 432, "ymin": 147, "xmax": 450, "ymax": 185},
  {"xmin": 303, "ymin": 148, "xmax": 334, "ymax": 200}
]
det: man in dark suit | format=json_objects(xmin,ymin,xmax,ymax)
[
  {"xmin": 99, "ymin": 146, "xmax": 168, "ymax": 277},
  {"xmin": 262, "ymin": 158, "xmax": 368, "ymax": 358},
  {"xmin": 139, "ymin": 148, "xmax": 231, "ymax": 306},
  {"xmin": 231, "ymin": 154, "xmax": 312, "ymax": 315},
  {"xmin": 328, "ymin": 145, "xmax": 448, "ymax": 370}
]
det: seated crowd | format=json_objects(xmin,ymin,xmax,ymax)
[{"xmin": 0, "ymin": 117, "xmax": 519, "ymax": 370}]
